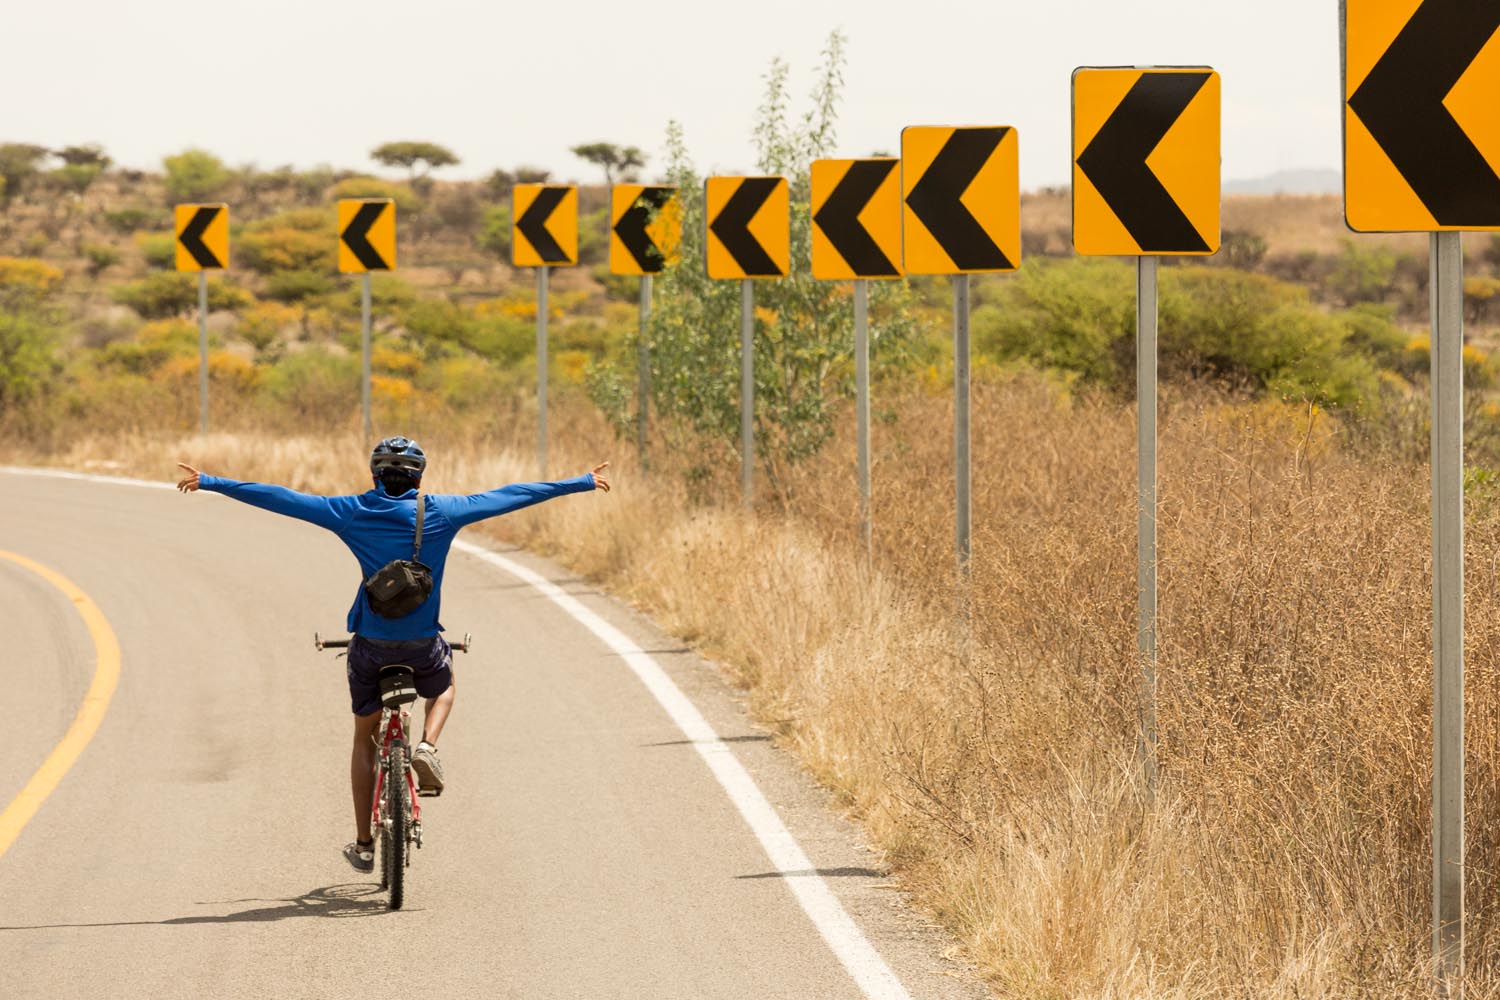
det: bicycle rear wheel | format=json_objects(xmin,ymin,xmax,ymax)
[{"xmin": 386, "ymin": 745, "xmax": 409, "ymax": 910}]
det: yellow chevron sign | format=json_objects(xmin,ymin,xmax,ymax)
[
  {"xmin": 174, "ymin": 204, "xmax": 229, "ymax": 271},
  {"xmin": 338, "ymin": 199, "xmax": 396, "ymax": 272},
  {"xmin": 1344, "ymin": 0, "xmax": 1500, "ymax": 231},
  {"xmin": 705, "ymin": 176, "xmax": 789, "ymax": 279},
  {"xmin": 610, "ymin": 185, "xmax": 680, "ymax": 276},
  {"xmin": 1073, "ymin": 67, "xmax": 1220, "ymax": 256},
  {"xmin": 810, "ymin": 159, "xmax": 902, "ymax": 280},
  {"xmin": 513, "ymin": 185, "xmax": 578, "ymax": 267},
  {"xmin": 900, "ymin": 126, "xmax": 1020, "ymax": 275}
]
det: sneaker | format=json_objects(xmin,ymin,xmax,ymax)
[
  {"xmin": 343, "ymin": 840, "xmax": 374, "ymax": 873},
  {"xmin": 412, "ymin": 741, "xmax": 445, "ymax": 795}
]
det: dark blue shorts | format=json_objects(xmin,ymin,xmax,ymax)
[{"xmin": 347, "ymin": 635, "xmax": 453, "ymax": 716}]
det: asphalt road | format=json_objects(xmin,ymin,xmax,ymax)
[{"xmin": 0, "ymin": 470, "xmax": 988, "ymax": 1000}]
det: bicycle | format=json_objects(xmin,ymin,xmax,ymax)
[{"xmin": 314, "ymin": 631, "xmax": 472, "ymax": 910}]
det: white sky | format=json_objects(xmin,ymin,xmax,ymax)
[{"xmin": 8, "ymin": 0, "xmax": 1341, "ymax": 189}]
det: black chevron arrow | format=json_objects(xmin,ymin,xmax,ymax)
[
  {"xmin": 906, "ymin": 129, "xmax": 1012, "ymax": 270},
  {"xmin": 517, "ymin": 187, "xmax": 571, "ymax": 263},
  {"xmin": 710, "ymin": 177, "xmax": 781, "ymax": 276},
  {"xmin": 614, "ymin": 187, "xmax": 674, "ymax": 272},
  {"xmin": 179, "ymin": 205, "xmax": 223, "ymax": 268},
  {"xmin": 340, "ymin": 201, "xmax": 390, "ymax": 270},
  {"xmin": 814, "ymin": 160, "xmax": 899, "ymax": 276},
  {"xmin": 1076, "ymin": 72, "xmax": 1211, "ymax": 253},
  {"xmin": 1348, "ymin": 0, "xmax": 1500, "ymax": 226}
]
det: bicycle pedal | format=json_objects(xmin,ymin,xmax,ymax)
[{"xmin": 417, "ymin": 788, "xmax": 442, "ymax": 798}]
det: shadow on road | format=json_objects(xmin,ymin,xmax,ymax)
[
  {"xmin": 736, "ymin": 867, "xmax": 886, "ymax": 879},
  {"xmin": 644, "ymin": 734, "xmax": 771, "ymax": 747},
  {"xmin": 0, "ymin": 882, "xmax": 397, "ymax": 930}
]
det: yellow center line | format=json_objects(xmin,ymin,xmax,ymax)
[{"xmin": 0, "ymin": 550, "xmax": 121, "ymax": 860}]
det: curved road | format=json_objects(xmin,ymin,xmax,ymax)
[{"xmin": 0, "ymin": 470, "xmax": 986, "ymax": 1000}]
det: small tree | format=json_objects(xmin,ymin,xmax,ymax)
[
  {"xmin": 513, "ymin": 165, "xmax": 552, "ymax": 184},
  {"xmin": 0, "ymin": 144, "xmax": 51, "ymax": 208},
  {"xmin": 370, "ymin": 141, "xmax": 459, "ymax": 186},
  {"xmin": 162, "ymin": 148, "xmax": 231, "ymax": 203},
  {"xmin": 569, "ymin": 142, "xmax": 647, "ymax": 185},
  {"xmin": 56, "ymin": 144, "xmax": 111, "ymax": 169}
]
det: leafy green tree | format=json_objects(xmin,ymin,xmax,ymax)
[
  {"xmin": 587, "ymin": 31, "xmax": 910, "ymax": 490},
  {"xmin": 162, "ymin": 148, "xmax": 231, "ymax": 203},
  {"xmin": 569, "ymin": 142, "xmax": 646, "ymax": 185},
  {"xmin": 370, "ymin": 142, "xmax": 459, "ymax": 185},
  {"xmin": 56, "ymin": 144, "xmax": 110, "ymax": 168},
  {"xmin": 514, "ymin": 165, "xmax": 551, "ymax": 184},
  {"xmin": 477, "ymin": 204, "xmax": 511, "ymax": 261},
  {"xmin": 0, "ymin": 144, "xmax": 50, "ymax": 207},
  {"xmin": 0, "ymin": 257, "xmax": 65, "ymax": 407}
]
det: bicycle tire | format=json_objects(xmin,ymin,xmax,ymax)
[{"xmin": 387, "ymin": 745, "xmax": 408, "ymax": 910}]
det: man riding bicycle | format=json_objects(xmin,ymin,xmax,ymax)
[{"xmin": 175, "ymin": 437, "xmax": 610, "ymax": 872}]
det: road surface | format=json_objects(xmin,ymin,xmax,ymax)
[{"xmin": 0, "ymin": 470, "xmax": 987, "ymax": 1000}]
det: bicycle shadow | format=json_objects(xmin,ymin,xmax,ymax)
[{"xmin": 0, "ymin": 882, "xmax": 400, "ymax": 931}]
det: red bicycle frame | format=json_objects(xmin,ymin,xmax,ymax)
[{"xmin": 372, "ymin": 707, "xmax": 421, "ymax": 833}]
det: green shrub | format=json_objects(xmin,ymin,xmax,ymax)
[
  {"xmin": 112, "ymin": 272, "xmax": 250, "ymax": 319},
  {"xmin": 162, "ymin": 148, "xmax": 231, "ymax": 203},
  {"xmin": 256, "ymin": 347, "xmax": 359, "ymax": 425}
]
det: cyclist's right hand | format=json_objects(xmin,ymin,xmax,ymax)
[{"xmin": 176, "ymin": 462, "xmax": 201, "ymax": 493}]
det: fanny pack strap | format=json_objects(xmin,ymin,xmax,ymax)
[{"xmin": 413, "ymin": 493, "xmax": 424, "ymax": 562}]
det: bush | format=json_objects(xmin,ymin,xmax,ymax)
[
  {"xmin": 162, "ymin": 148, "xmax": 231, "ymax": 203},
  {"xmin": 83, "ymin": 243, "xmax": 121, "ymax": 277},
  {"xmin": 134, "ymin": 231, "xmax": 177, "ymax": 270},
  {"xmin": 239, "ymin": 208, "xmax": 338, "ymax": 275},
  {"xmin": 112, "ymin": 272, "xmax": 250, "ymax": 319},
  {"xmin": 256, "ymin": 347, "xmax": 359, "ymax": 425},
  {"xmin": 102, "ymin": 206, "xmax": 157, "ymax": 234}
]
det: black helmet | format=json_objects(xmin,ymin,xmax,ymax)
[{"xmin": 370, "ymin": 436, "xmax": 426, "ymax": 477}]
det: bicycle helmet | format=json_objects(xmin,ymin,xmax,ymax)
[{"xmin": 370, "ymin": 436, "xmax": 426, "ymax": 487}]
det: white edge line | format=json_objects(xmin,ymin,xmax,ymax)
[{"xmin": 3, "ymin": 467, "xmax": 913, "ymax": 1000}]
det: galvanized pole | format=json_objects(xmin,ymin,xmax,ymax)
[
  {"xmin": 537, "ymin": 266, "xmax": 550, "ymax": 479},
  {"xmin": 1431, "ymin": 230, "xmax": 1465, "ymax": 998},
  {"xmin": 953, "ymin": 274, "xmax": 971, "ymax": 570},
  {"xmin": 360, "ymin": 272, "xmax": 372, "ymax": 442},
  {"xmin": 637, "ymin": 274, "xmax": 652, "ymax": 470},
  {"xmin": 1137, "ymin": 255, "xmax": 1159, "ymax": 792},
  {"xmin": 741, "ymin": 278, "xmax": 754, "ymax": 508},
  {"xmin": 855, "ymin": 278, "xmax": 872, "ymax": 559},
  {"xmin": 197, "ymin": 271, "xmax": 209, "ymax": 434}
]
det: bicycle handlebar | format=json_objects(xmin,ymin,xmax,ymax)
[{"xmin": 314, "ymin": 632, "xmax": 472, "ymax": 653}]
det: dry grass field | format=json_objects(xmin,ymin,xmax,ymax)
[{"xmin": 32, "ymin": 370, "xmax": 1500, "ymax": 999}]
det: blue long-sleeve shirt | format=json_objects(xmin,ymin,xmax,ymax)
[{"xmin": 198, "ymin": 473, "xmax": 596, "ymax": 640}]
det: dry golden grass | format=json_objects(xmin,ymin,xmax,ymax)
[{"xmin": 29, "ymin": 376, "xmax": 1500, "ymax": 998}]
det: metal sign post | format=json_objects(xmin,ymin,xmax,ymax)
[
  {"xmin": 740, "ymin": 278, "xmax": 754, "ymax": 507},
  {"xmin": 1431, "ymin": 230, "xmax": 1465, "ymax": 995},
  {"xmin": 854, "ymin": 279, "xmax": 872, "ymax": 557},
  {"xmin": 1137, "ymin": 255, "xmax": 1160, "ymax": 790},
  {"xmin": 197, "ymin": 272, "xmax": 209, "ymax": 434},
  {"xmin": 537, "ymin": 266, "xmax": 550, "ymax": 479},
  {"xmin": 360, "ymin": 273, "xmax": 372, "ymax": 442},
  {"xmin": 953, "ymin": 274, "xmax": 971, "ymax": 569},
  {"xmin": 336, "ymin": 197, "xmax": 396, "ymax": 443},
  {"xmin": 638, "ymin": 274, "xmax": 652, "ymax": 467}
]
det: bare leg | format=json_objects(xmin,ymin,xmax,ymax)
[
  {"xmin": 351, "ymin": 711, "xmax": 381, "ymax": 842},
  {"xmin": 421, "ymin": 679, "xmax": 455, "ymax": 746}
]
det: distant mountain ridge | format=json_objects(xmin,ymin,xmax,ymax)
[{"xmin": 1224, "ymin": 168, "xmax": 1342, "ymax": 195}]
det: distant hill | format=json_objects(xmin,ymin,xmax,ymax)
[{"xmin": 1225, "ymin": 168, "xmax": 1342, "ymax": 196}]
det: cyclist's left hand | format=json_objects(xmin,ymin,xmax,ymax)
[
  {"xmin": 176, "ymin": 462, "xmax": 201, "ymax": 492},
  {"xmin": 591, "ymin": 462, "xmax": 611, "ymax": 493}
]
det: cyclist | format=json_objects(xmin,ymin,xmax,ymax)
[{"xmin": 175, "ymin": 437, "xmax": 610, "ymax": 872}]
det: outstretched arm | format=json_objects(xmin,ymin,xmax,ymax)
[
  {"xmin": 176, "ymin": 462, "xmax": 350, "ymax": 532},
  {"xmin": 437, "ymin": 462, "xmax": 610, "ymax": 529}
]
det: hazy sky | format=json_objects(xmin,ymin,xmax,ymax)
[{"xmin": 10, "ymin": 0, "xmax": 1342, "ymax": 189}]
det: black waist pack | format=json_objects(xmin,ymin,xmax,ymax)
[{"xmin": 364, "ymin": 494, "xmax": 434, "ymax": 619}]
